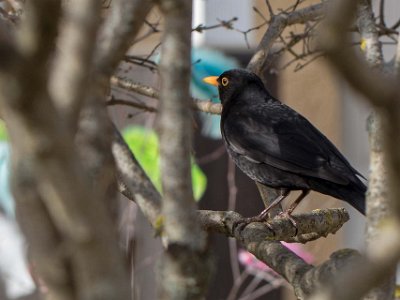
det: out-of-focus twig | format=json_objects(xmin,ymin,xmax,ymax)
[
  {"xmin": 313, "ymin": 0, "xmax": 400, "ymax": 298},
  {"xmin": 110, "ymin": 76, "xmax": 223, "ymax": 114}
]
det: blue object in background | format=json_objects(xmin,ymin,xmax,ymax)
[
  {"xmin": 190, "ymin": 48, "xmax": 239, "ymax": 139},
  {"xmin": 0, "ymin": 141, "xmax": 36, "ymax": 298},
  {"xmin": 0, "ymin": 142, "xmax": 14, "ymax": 218},
  {"xmin": 155, "ymin": 48, "xmax": 239, "ymax": 139}
]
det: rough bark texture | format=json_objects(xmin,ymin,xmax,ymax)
[
  {"xmin": 356, "ymin": 1, "xmax": 396, "ymax": 299},
  {"xmin": 157, "ymin": 0, "xmax": 210, "ymax": 298},
  {"xmin": 313, "ymin": 0, "xmax": 400, "ymax": 298},
  {"xmin": 50, "ymin": 0, "xmax": 102, "ymax": 131}
]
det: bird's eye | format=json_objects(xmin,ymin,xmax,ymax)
[{"xmin": 221, "ymin": 77, "xmax": 229, "ymax": 86}]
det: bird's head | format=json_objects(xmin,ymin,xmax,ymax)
[{"xmin": 203, "ymin": 69, "xmax": 265, "ymax": 105}]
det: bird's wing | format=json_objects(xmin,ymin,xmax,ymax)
[{"xmin": 222, "ymin": 105, "xmax": 352, "ymax": 185}]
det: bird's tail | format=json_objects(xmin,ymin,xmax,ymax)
[{"xmin": 310, "ymin": 177, "xmax": 366, "ymax": 215}]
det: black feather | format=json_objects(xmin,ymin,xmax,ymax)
[{"xmin": 218, "ymin": 69, "xmax": 366, "ymax": 215}]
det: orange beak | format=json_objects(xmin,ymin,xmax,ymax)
[{"xmin": 202, "ymin": 76, "xmax": 219, "ymax": 86}]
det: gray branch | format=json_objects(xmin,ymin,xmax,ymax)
[
  {"xmin": 94, "ymin": 0, "xmax": 154, "ymax": 77},
  {"xmin": 314, "ymin": 0, "xmax": 400, "ymax": 298},
  {"xmin": 396, "ymin": 33, "xmax": 400, "ymax": 75},
  {"xmin": 198, "ymin": 208, "xmax": 349, "ymax": 243},
  {"xmin": 157, "ymin": 0, "xmax": 210, "ymax": 298},
  {"xmin": 247, "ymin": 2, "xmax": 325, "ymax": 75},
  {"xmin": 357, "ymin": 1, "xmax": 395, "ymax": 299},
  {"xmin": 0, "ymin": 1, "xmax": 132, "ymax": 298},
  {"xmin": 110, "ymin": 75, "xmax": 223, "ymax": 114},
  {"xmin": 49, "ymin": 0, "xmax": 102, "ymax": 131},
  {"xmin": 319, "ymin": 0, "xmax": 399, "ymax": 107}
]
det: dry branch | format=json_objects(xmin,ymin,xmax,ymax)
[
  {"xmin": 157, "ymin": 0, "xmax": 210, "ymax": 298},
  {"xmin": 110, "ymin": 75, "xmax": 223, "ymax": 114},
  {"xmin": 95, "ymin": 0, "xmax": 154, "ymax": 77},
  {"xmin": 50, "ymin": 0, "xmax": 102, "ymax": 131},
  {"xmin": 198, "ymin": 208, "xmax": 349, "ymax": 243},
  {"xmin": 0, "ymin": 1, "xmax": 133, "ymax": 298},
  {"xmin": 247, "ymin": 2, "xmax": 325, "ymax": 75},
  {"xmin": 313, "ymin": 0, "xmax": 400, "ymax": 298}
]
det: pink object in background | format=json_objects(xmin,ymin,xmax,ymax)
[{"xmin": 238, "ymin": 242, "xmax": 314, "ymax": 275}]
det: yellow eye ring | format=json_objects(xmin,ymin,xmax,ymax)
[{"xmin": 221, "ymin": 77, "xmax": 229, "ymax": 86}]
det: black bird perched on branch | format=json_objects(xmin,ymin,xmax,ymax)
[{"xmin": 203, "ymin": 69, "xmax": 366, "ymax": 226}]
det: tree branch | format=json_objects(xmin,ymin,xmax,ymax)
[
  {"xmin": 356, "ymin": 1, "xmax": 395, "ymax": 299},
  {"xmin": 112, "ymin": 127, "xmax": 161, "ymax": 228},
  {"xmin": 49, "ymin": 0, "xmax": 102, "ymax": 132},
  {"xmin": 314, "ymin": 0, "xmax": 400, "ymax": 298},
  {"xmin": 94, "ymin": 0, "xmax": 154, "ymax": 77},
  {"xmin": 396, "ymin": 32, "xmax": 400, "ymax": 75},
  {"xmin": 319, "ymin": 0, "xmax": 399, "ymax": 107},
  {"xmin": 110, "ymin": 75, "xmax": 223, "ymax": 114},
  {"xmin": 0, "ymin": 1, "xmax": 131, "ymax": 298},
  {"xmin": 198, "ymin": 208, "xmax": 349, "ymax": 243},
  {"xmin": 247, "ymin": 2, "xmax": 325, "ymax": 75},
  {"xmin": 157, "ymin": 0, "xmax": 210, "ymax": 298}
]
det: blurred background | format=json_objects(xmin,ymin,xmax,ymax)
[{"xmin": 1, "ymin": 0, "xmax": 399, "ymax": 299}]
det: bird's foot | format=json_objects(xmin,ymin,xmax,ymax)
[
  {"xmin": 232, "ymin": 215, "xmax": 274, "ymax": 234},
  {"xmin": 278, "ymin": 211, "xmax": 298, "ymax": 235}
]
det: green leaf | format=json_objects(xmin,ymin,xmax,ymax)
[
  {"xmin": 0, "ymin": 120, "xmax": 7, "ymax": 141},
  {"xmin": 122, "ymin": 126, "xmax": 207, "ymax": 201}
]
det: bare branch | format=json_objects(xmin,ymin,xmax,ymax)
[
  {"xmin": 106, "ymin": 97, "xmax": 157, "ymax": 112},
  {"xmin": 396, "ymin": 32, "xmax": 400, "ymax": 75},
  {"xmin": 192, "ymin": 17, "xmax": 238, "ymax": 33},
  {"xmin": 157, "ymin": 0, "xmax": 210, "ymax": 297},
  {"xmin": 247, "ymin": 2, "xmax": 324, "ymax": 75},
  {"xmin": 111, "ymin": 76, "xmax": 159, "ymax": 98},
  {"xmin": 94, "ymin": 0, "xmax": 154, "ymax": 77},
  {"xmin": 319, "ymin": 0, "xmax": 399, "ymax": 107},
  {"xmin": 112, "ymin": 128, "xmax": 162, "ymax": 228},
  {"xmin": 0, "ymin": 1, "xmax": 131, "ymax": 298},
  {"xmin": 49, "ymin": 0, "xmax": 102, "ymax": 131},
  {"xmin": 357, "ymin": 0, "xmax": 383, "ymax": 68},
  {"xmin": 198, "ymin": 208, "xmax": 349, "ymax": 243},
  {"xmin": 110, "ymin": 75, "xmax": 223, "ymax": 114},
  {"xmin": 314, "ymin": 0, "xmax": 400, "ymax": 298}
]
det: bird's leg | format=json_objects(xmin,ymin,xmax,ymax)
[
  {"xmin": 233, "ymin": 188, "xmax": 290, "ymax": 232},
  {"xmin": 256, "ymin": 183, "xmax": 283, "ymax": 217},
  {"xmin": 279, "ymin": 189, "xmax": 310, "ymax": 232},
  {"xmin": 257, "ymin": 188, "xmax": 290, "ymax": 220}
]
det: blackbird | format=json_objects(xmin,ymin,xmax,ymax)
[{"xmin": 203, "ymin": 69, "xmax": 366, "ymax": 225}]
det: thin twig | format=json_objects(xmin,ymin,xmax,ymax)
[{"xmin": 106, "ymin": 97, "xmax": 157, "ymax": 112}]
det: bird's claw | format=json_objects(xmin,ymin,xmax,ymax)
[{"xmin": 278, "ymin": 211, "xmax": 298, "ymax": 235}]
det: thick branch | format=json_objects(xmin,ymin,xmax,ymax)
[
  {"xmin": 94, "ymin": 0, "xmax": 154, "ymax": 77},
  {"xmin": 319, "ymin": 0, "xmax": 399, "ymax": 107},
  {"xmin": 357, "ymin": 1, "xmax": 395, "ymax": 299},
  {"xmin": 357, "ymin": 0, "xmax": 383, "ymax": 67},
  {"xmin": 198, "ymin": 208, "xmax": 349, "ymax": 243},
  {"xmin": 315, "ymin": 0, "xmax": 400, "ymax": 299},
  {"xmin": 157, "ymin": 0, "xmax": 209, "ymax": 298},
  {"xmin": 0, "ymin": 1, "xmax": 131, "ymax": 298},
  {"xmin": 112, "ymin": 127, "xmax": 161, "ymax": 228},
  {"xmin": 49, "ymin": 0, "xmax": 102, "ymax": 131}
]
